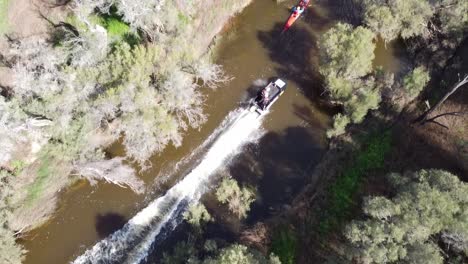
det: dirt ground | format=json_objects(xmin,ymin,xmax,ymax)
[{"xmin": 0, "ymin": 0, "xmax": 66, "ymax": 87}]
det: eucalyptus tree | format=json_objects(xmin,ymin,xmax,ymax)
[{"xmin": 344, "ymin": 169, "xmax": 468, "ymax": 263}]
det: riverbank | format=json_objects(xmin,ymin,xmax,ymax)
[
  {"xmin": 1, "ymin": 1, "xmax": 255, "ymax": 262},
  {"xmin": 19, "ymin": 0, "xmax": 333, "ymax": 262},
  {"xmin": 237, "ymin": 2, "xmax": 468, "ymax": 262}
]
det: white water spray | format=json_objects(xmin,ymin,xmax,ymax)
[{"xmin": 73, "ymin": 109, "xmax": 264, "ymax": 264}]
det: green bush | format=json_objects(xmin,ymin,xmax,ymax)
[
  {"xmin": 95, "ymin": 12, "xmax": 140, "ymax": 45},
  {"xmin": 403, "ymin": 66, "xmax": 430, "ymax": 99},
  {"xmin": 270, "ymin": 228, "xmax": 298, "ymax": 264},
  {"xmin": 183, "ymin": 203, "xmax": 212, "ymax": 228},
  {"xmin": 363, "ymin": 0, "xmax": 434, "ymax": 41},
  {"xmin": 216, "ymin": 177, "xmax": 256, "ymax": 219},
  {"xmin": 327, "ymin": 113, "xmax": 350, "ymax": 138},
  {"xmin": 319, "ymin": 131, "xmax": 392, "ymax": 234}
]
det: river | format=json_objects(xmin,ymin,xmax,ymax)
[{"xmin": 21, "ymin": 0, "xmax": 401, "ymax": 263}]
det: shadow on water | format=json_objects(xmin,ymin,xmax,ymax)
[
  {"xmin": 302, "ymin": 4, "xmax": 335, "ymax": 32},
  {"xmin": 228, "ymin": 126, "xmax": 325, "ymax": 224},
  {"xmin": 95, "ymin": 213, "xmax": 127, "ymax": 239},
  {"xmin": 257, "ymin": 23, "xmax": 338, "ymax": 114}
]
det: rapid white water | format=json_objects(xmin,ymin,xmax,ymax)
[{"xmin": 73, "ymin": 109, "xmax": 264, "ymax": 264}]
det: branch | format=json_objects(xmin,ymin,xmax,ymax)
[
  {"xmin": 425, "ymin": 119, "xmax": 449, "ymax": 129},
  {"xmin": 414, "ymin": 74, "xmax": 468, "ymax": 124},
  {"xmin": 425, "ymin": 111, "xmax": 466, "ymax": 122}
]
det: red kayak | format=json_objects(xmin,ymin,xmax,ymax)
[{"xmin": 282, "ymin": 0, "xmax": 311, "ymax": 32}]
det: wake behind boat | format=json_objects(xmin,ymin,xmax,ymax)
[{"xmin": 282, "ymin": 0, "xmax": 311, "ymax": 32}]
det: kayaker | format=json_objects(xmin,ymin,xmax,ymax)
[{"xmin": 293, "ymin": 5, "xmax": 305, "ymax": 15}]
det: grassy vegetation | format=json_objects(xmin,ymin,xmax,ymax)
[
  {"xmin": 318, "ymin": 131, "xmax": 392, "ymax": 234},
  {"xmin": 95, "ymin": 9, "xmax": 140, "ymax": 45},
  {"xmin": 270, "ymin": 228, "xmax": 298, "ymax": 264},
  {"xmin": 26, "ymin": 159, "xmax": 51, "ymax": 205},
  {"xmin": 0, "ymin": 0, "xmax": 9, "ymax": 34},
  {"xmin": 66, "ymin": 8, "xmax": 140, "ymax": 46}
]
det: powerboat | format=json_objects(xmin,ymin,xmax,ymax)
[{"xmin": 249, "ymin": 78, "xmax": 287, "ymax": 115}]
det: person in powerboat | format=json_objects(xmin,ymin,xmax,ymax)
[{"xmin": 261, "ymin": 86, "xmax": 271, "ymax": 110}]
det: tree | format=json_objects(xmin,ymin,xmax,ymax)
[
  {"xmin": 390, "ymin": 0, "xmax": 434, "ymax": 39},
  {"xmin": 362, "ymin": 0, "xmax": 434, "ymax": 41},
  {"xmin": 183, "ymin": 203, "xmax": 212, "ymax": 228},
  {"xmin": 403, "ymin": 66, "xmax": 430, "ymax": 100},
  {"xmin": 203, "ymin": 244, "xmax": 281, "ymax": 264},
  {"xmin": 216, "ymin": 177, "xmax": 256, "ymax": 219},
  {"xmin": 364, "ymin": 5, "xmax": 400, "ymax": 43},
  {"xmin": 437, "ymin": 0, "xmax": 468, "ymax": 35},
  {"xmin": 344, "ymin": 169, "xmax": 468, "ymax": 263},
  {"xmin": 318, "ymin": 23, "xmax": 383, "ymax": 137},
  {"xmin": 319, "ymin": 23, "xmax": 376, "ymax": 85}
]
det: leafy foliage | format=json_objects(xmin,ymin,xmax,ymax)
[
  {"xmin": 161, "ymin": 241, "xmax": 280, "ymax": 264},
  {"xmin": 364, "ymin": 5, "xmax": 400, "ymax": 43},
  {"xmin": 183, "ymin": 203, "xmax": 212, "ymax": 228},
  {"xmin": 344, "ymin": 169, "xmax": 468, "ymax": 263},
  {"xmin": 437, "ymin": 0, "xmax": 468, "ymax": 35},
  {"xmin": 319, "ymin": 23, "xmax": 386, "ymax": 137},
  {"xmin": 403, "ymin": 66, "xmax": 430, "ymax": 99},
  {"xmin": 327, "ymin": 114, "xmax": 350, "ymax": 138},
  {"xmin": 363, "ymin": 0, "xmax": 467, "ymax": 41},
  {"xmin": 204, "ymin": 244, "xmax": 281, "ymax": 264},
  {"xmin": 0, "ymin": 171, "xmax": 25, "ymax": 264},
  {"xmin": 319, "ymin": 131, "xmax": 392, "ymax": 233},
  {"xmin": 216, "ymin": 177, "xmax": 256, "ymax": 219},
  {"xmin": 270, "ymin": 228, "xmax": 297, "ymax": 264},
  {"xmin": 363, "ymin": 0, "xmax": 434, "ymax": 41},
  {"xmin": 319, "ymin": 23, "xmax": 375, "ymax": 83}
]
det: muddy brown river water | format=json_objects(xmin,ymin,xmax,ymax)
[{"xmin": 21, "ymin": 1, "xmax": 401, "ymax": 263}]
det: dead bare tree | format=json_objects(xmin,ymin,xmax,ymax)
[
  {"xmin": 414, "ymin": 74, "xmax": 468, "ymax": 128},
  {"xmin": 73, "ymin": 157, "xmax": 144, "ymax": 194}
]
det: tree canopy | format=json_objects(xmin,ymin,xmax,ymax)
[
  {"xmin": 319, "ymin": 23, "xmax": 386, "ymax": 137},
  {"xmin": 362, "ymin": 0, "xmax": 468, "ymax": 42},
  {"xmin": 344, "ymin": 169, "xmax": 468, "ymax": 263}
]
